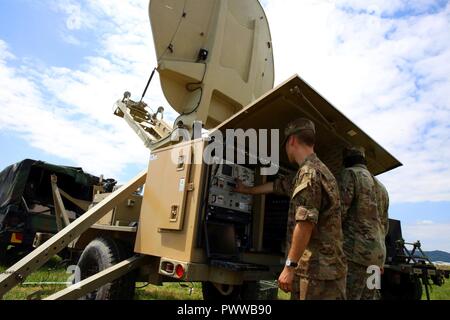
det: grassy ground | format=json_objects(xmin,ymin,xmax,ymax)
[
  {"xmin": 428, "ymin": 279, "xmax": 450, "ymax": 300},
  {"xmin": 1, "ymin": 259, "xmax": 448, "ymax": 300},
  {"xmin": 0, "ymin": 257, "xmax": 69, "ymax": 300},
  {"xmin": 0, "ymin": 258, "xmax": 288, "ymax": 300}
]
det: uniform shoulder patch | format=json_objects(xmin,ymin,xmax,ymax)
[{"xmin": 291, "ymin": 166, "xmax": 316, "ymax": 199}]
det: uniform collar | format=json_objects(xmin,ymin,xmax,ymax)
[{"xmin": 298, "ymin": 153, "xmax": 317, "ymax": 168}]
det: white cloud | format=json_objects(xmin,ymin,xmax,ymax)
[
  {"xmin": 417, "ymin": 220, "xmax": 434, "ymax": 225},
  {"xmin": 51, "ymin": 0, "xmax": 93, "ymax": 31},
  {"xmin": 264, "ymin": 0, "xmax": 450, "ymax": 203},
  {"xmin": 0, "ymin": 40, "xmax": 14, "ymax": 61},
  {"xmin": 0, "ymin": 1, "xmax": 176, "ymax": 182},
  {"xmin": 0, "ymin": 39, "xmax": 150, "ymax": 181},
  {"xmin": 403, "ymin": 222, "xmax": 450, "ymax": 252},
  {"xmin": 60, "ymin": 33, "xmax": 82, "ymax": 46},
  {"xmin": 0, "ymin": 0, "xmax": 450, "ymax": 206}
]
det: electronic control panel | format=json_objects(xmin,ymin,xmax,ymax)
[{"xmin": 208, "ymin": 162, "xmax": 255, "ymax": 214}]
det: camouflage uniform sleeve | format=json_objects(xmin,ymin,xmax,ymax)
[
  {"xmin": 292, "ymin": 167, "xmax": 321, "ymax": 225},
  {"xmin": 375, "ymin": 177, "xmax": 390, "ymax": 237},
  {"xmin": 383, "ymin": 187, "xmax": 390, "ymax": 236},
  {"xmin": 273, "ymin": 172, "xmax": 296, "ymax": 197},
  {"xmin": 338, "ymin": 169, "xmax": 356, "ymax": 223}
]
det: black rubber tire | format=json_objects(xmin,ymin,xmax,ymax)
[
  {"xmin": 0, "ymin": 245, "xmax": 29, "ymax": 266},
  {"xmin": 381, "ymin": 272, "xmax": 423, "ymax": 300},
  {"xmin": 57, "ymin": 248, "xmax": 78, "ymax": 265},
  {"xmin": 408, "ymin": 277, "xmax": 423, "ymax": 300},
  {"xmin": 202, "ymin": 281, "xmax": 278, "ymax": 301},
  {"xmin": 76, "ymin": 237, "xmax": 136, "ymax": 300},
  {"xmin": 202, "ymin": 282, "xmax": 242, "ymax": 301},
  {"xmin": 0, "ymin": 243, "xmax": 7, "ymax": 266}
]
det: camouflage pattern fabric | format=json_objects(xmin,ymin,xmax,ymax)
[
  {"xmin": 338, "ymin": 164, "xmax": 386, "ymax": 268},
  {"xmin": 346, "ymin": 261, "xmax": 379, "ymax": 300},
  {"xmin": 290, "ymin": 274, "xmax": 301, "ymax": 300},
  {"xmin": 290, "ymin": 274, "xmax": 346, "ymax": 300},
  {"xmin": 374, "ymin": 176, "xmax": 389, "ymax": 237},
  {"xmin": 374, "ymin": 176, "xmax": 389, "ymax": 264},
  {"xmin": 274, "ymin": 153, "xmax": 347, "ymax": 283},
  {"xmin": 299, "ymin": 276, "xmax": 346, "ymax": 300}
]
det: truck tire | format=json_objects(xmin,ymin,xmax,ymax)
[
  {"xmin": 77, "ymin": 237, "xmax": 136, "ymax": 300},
  {"xmin": 202, "ymin": 281, "xmax": 278, "ymax": 300},
  {"xmin": 0, "ymin": 243, "xmax": 7, "ymax": 265},
  {"xmin": 58, "ymin": 248, "xmax": 79, "ymax": 265}
]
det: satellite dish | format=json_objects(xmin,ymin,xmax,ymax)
[{"xmin": 149, "ymin": 0, "xmax": 275, "ymax": 129}]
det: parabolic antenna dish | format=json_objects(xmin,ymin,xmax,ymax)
[{"xmin": 149, "ymin": 0, "xmax": 274, "ymax": 129}]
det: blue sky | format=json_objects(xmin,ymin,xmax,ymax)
[
  {"xmin": 0, "ymin": 0, "xmax": 449, "ymax": 251},
  {"xmin": 0, "ymin": 1, "xmax": 94, "ymax": 68}
]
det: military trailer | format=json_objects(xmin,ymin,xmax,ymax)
[
  {"xmin": 382, "ymin": 219, "xmax": 449, "ymax": 300},
  {"xmin": 0, "ymin": 0, "xmax": 444, "ymax": 300}
]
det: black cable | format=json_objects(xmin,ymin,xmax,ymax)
[
  {"xmin": 174, "ymin": 62, "xmax": 208, "ymax": 125},
  {"xmin": 139, "ymin": 0, "xmax": 188, "ymax": 104},
  {"xmin": 140, "ymin": 67, "xmax": 157, "ymax": 102},
  {"xmin": 135, "ymin": 282, "xmax": 150, "ymax": 289},
  {"xmin": 149, "ymin": 0, "xmax": 207, "ymax": 126}
]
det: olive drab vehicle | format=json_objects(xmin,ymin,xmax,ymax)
[{"xmin": 0, "ymin": 0, "xmax": 447, "ymax": 300}]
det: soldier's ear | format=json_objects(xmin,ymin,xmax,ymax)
[{"xmin": 288, "ymin": 135, "xmax": 296, "ymax": 146}]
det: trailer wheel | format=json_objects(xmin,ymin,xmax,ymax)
[
  {"xmin": 381, "ymin": 272, "xmax": 423, "ymax": 300},
  {"xmin": 77, "ymin": 237, "xmax": 136, "ymax": 300},
  {"xmin": 202, "ymin": 281, "xmax": 278, "ymax": 300},
  {"xmin": 202, "ymin": 282, "xmax": 242, "ymax": 301}
]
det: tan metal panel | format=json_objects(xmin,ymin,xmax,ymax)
[
  {"xmin": 215, "ymin": 75, "xmax": 402, "ymax": 176},
  {"xmin": 145, "ymin": 142, "xmax": 192, "ymax": 231},
  {"xmin": 135, "ymin": 139, "xmax": 207, "ymax": 262}
]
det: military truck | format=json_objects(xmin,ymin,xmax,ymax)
[
  {"xmin": 0, "ymin": 159, "xmax": 115, "ymax": 265},
  {"xmin": 0, "ymin": 0, "xmax": 445, "ymax": 300}
]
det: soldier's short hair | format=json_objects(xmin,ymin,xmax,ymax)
[
  {"xmin": 343, "ymin": 146, "xmax": 366, "ymax": 159},
  {"xmin": 293, "ymin": 130, "xmax": 315, "ymax": 147},
  {"xmin": 283, "ymin": 118, "xmax": 316, "ymax": 147},
  {"xmin": 343, "ymin": 146, "xmax": 367, "ymax": 167}
]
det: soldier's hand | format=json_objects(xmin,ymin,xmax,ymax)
[
  {"xmin": 278, "ymin": 267, "xmax": 295, "ymax": 293},
  {"xmin": 233, "ymin": 179, "xmax": 250, "ymax": 194}
]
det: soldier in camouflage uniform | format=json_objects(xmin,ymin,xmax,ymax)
[
  {"xmin": 371, "ymin": 174, "xmax": 390, "ymax": 300},
  {"xmin": 235, "ymin": 118, "xmax": 347, "ymax": 300},
  {"xmin": 338, "ymin": 146, "xmax": 389, "ymax": 300},
  {"xmin": 374, "ymin": 176, "xmax": 389, "ymax": 242}
]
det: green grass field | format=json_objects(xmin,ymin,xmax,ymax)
[
  {"xmin": 427, "ymin": 279, "xmax": 450, "ymax": 300},
  {"xmin": 0, "ymin": 258, "xmax": 448, "ymax": 300}
]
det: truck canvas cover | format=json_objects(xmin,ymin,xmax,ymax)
[{"xmin": 0, "ymin": 159, "xmax": 106, "ymax": 227}]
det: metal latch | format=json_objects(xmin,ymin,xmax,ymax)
[
  {"xmin": 170, "ymin": 205, "xmax": 179, "ymax": 222},
  {"xmin": 176, "ymin": 155, "xmax": 186, "ymax": 171},
  {"xmin": 186, "ymin": 182, "xmax": 195, "ymax": 191}
]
